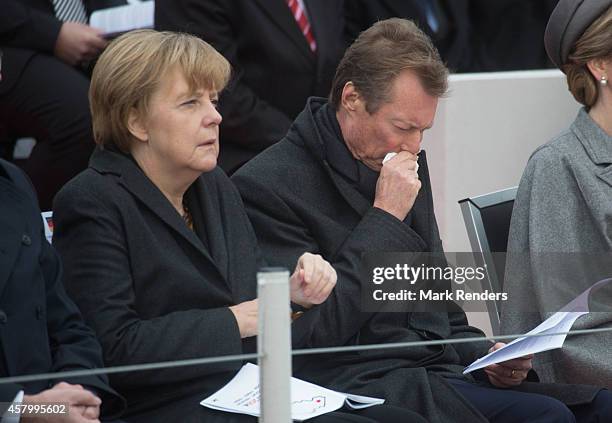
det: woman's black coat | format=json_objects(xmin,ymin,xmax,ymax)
[{"xmin": 52, "ymin": 148, "xmax": 324, "ymax": 420}]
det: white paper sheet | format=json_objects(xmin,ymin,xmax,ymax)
[
  {"xmin": 41, "ymin": 211, "xmax": 53, "ymax": 244},
  {"xmin": 382, "ymin": 152, "xmax": 397, "ymax": 164},
  {"xmin": 463, "ymin": 278, "xmax": 611, "ymax": 374},
  {"xmin": 201, "ymin": 363, "xmax": 384, "ymax": 421},
  {"xmin": 89, "ymin": 1, "xmax": 154, "ymax": 37}
]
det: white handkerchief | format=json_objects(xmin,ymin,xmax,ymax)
[
  {"xmin": 382, "ymin": 152, "xmax": 397, "ymax": 164},
  {"xmin": 382, "ymin": 152, "xmax": 419, "ymax": 172}
]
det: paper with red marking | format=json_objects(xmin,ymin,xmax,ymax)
[{"xmin": 201, "ymin": 363, "xmax": 384, "ymax": 420}]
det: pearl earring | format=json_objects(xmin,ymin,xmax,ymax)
[{"xmin": 601, "ymin": 75, "xmax": 608, "ymax": 86}]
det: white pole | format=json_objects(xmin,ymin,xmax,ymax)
[{"xmin": 257, "ymin": 268, "xmax": 292, "ymax": 423}]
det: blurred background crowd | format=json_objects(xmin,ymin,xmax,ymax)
[{"xmin": 1, "ymin": 0, "xmax": 559, "ymax": 210}]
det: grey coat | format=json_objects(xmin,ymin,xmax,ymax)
[
  {"xmin": 234, "ymin": 98, "xmax": 601, "ymax": 422},
  {"xmin": 503, "ymin": 108, "xmax": 612, "ymax": 388}
]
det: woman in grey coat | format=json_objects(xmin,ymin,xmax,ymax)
[{"xmin": 503, "ymin": 0, "xmax": 612, "ymax": 388}]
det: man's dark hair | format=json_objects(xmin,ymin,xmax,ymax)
[{"xmin": 330, "ymin": 18, "xmax": 448, "ymax": 113}]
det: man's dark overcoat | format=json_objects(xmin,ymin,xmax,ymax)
[
  {"xmin": 0, "ymin": 158, "xmax": 124, "ymax": 419},
  {"xmin": 232, "ymin": 98, "xmax": 602, "ymax": 422}
]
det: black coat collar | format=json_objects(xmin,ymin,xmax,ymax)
[
  {"xmin": 289, "ymin": 98, "xmax": 435, "ymax": 249},
  {"xmin": 88, "ymin": 148, "xmax": 231, "ymax": 284},
  {"xmin": 0, "ymin": 180, "xmax": 27, "ymax": 297},
  {"xmin": 0, "ymin": 160, "xmax": 34, "ymax": 296}
]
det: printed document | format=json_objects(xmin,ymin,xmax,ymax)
[
  {"xmin": 89, "ymin": 1, "xmax": 154, "ymax": 37},
  {"xmin": 464, "ymin": 278, "xmax": 611, "ymax": 374},
  {"xmin": 201, "ymin": 363, "xmax": 384, "ymax": 421}
]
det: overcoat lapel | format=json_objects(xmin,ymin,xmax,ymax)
[
  {"xmin": 324, "ymin": 163, "xmax": 372, "ymax": 217},
  {"xmin": 571, "ymin": 109, "xmax": 612, "ymax": 188},
  {"xmin": 0, "ymin": 177, "xmax": 27, "ymax": 298},
  {"xmin": 253, "ymin": 0, "xmax": 314, "ymax": 62},
  {"xmin": 596, "ymin": 166, "xmax": 612, "ymax": 188},
  {"xmin": 90, "ymin": 150, "xmax": 227, "ymax": 283},
  {"xmin": 189, "ymin": 176, "xmax": 230, "ymax": 284},
  {"xmin": 409, "ymin": 151, "xmax": 437, "ymax": 249}
]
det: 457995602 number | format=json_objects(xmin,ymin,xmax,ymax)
[{"xmin": 6, "ymin": 403, "xmax": 68, "ymax": 415}]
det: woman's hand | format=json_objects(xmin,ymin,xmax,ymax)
[
  {"xmin": 230, "ymin": 253, "xmax": 336, "ymax": 337},
  {"xmin": 229, "ymin": 299, "xmax": 258, "ymax": 338},
  {"xmin": 484, "ymin": 342, "xmax": 533, "ymax": 388},
  {"xmin": 290, "ymin": 253, "xmax": 337, "ymax": 309}
]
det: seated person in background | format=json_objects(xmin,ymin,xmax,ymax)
[
  {"xmin": 0, "ymin": 158, "xmax": 124, "ymax": 422},
  {"xmin": 155, "ymin": 0, "xmax": 346, "ymax": 173},
  {"xmin": 345, "ymin": 0, "xmax": 557, "ymax": 73},
  {"xmin": 345, "ymin": 0, "xmax": 475, "ymax": 72},
  {"xmin": 468, "ymin": 0, "xmax": 558, "ymax": 71},
  {"xmin": 52, "ymin": 30, "xmax": 427, "ymax": 423},
  {"xmin": 0, "ymin": 0, "xmax": 107, "ymax": 210},
  {"xmin": 233, "ymin": 17, "xmax": 612, "ymax": 423},
  {"xmin": 503, "ymin": 0, "xmax": 612, "ymax": 389}
]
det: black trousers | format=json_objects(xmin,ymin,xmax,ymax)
[
  {"xmin": 0, "ymin": 51, "xmax": 94, "ymax": 210},
  {"xmin": 202, "ymin": 405, "xmax": 427, "ymax": 423},
  {"xmin": 449, "ymin": 379, "xmax": 612, "ymax": 423},
  {"xmin": 333, "ymin": 404, "xmax": 426, "ymax": 423}
]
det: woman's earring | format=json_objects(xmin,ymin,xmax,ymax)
[{"xmin": 601, "ymin": 75, "xmax": 608, "ymax": 86}]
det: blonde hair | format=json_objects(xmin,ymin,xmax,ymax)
[
  {"xmin": 563, "ymin": 6, "xmax": 612, "ymax": 107},
  {"xmin": 90, "ymin": 30, "xmax": 231, "ymax": 152},
  {"xmin": 330, "ymin": 18, "xmax": 448, "ymax": 113}
]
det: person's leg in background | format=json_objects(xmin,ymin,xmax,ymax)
[
  {"xmin": 447, "ymin": 379, "xmax": 576, "ymax": 423},
  {"xmin": 0, "ymin": 52, "xmax": 93, "ymax": 210},
  {"xmin": 124, "ymin": 390, "xmax": 427, "ymax": 423},
  {"xmin": 344, "ymin": 404, "xmax": 428, "ymax": 422},
  {"xmin": 570, "ymin": 389, "xmax": 612, "ymax": 423}
]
